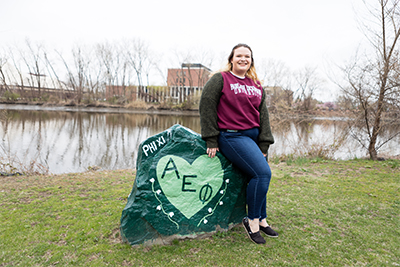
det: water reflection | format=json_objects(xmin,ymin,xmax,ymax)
[
  {"xmin": 1, "ymin": 106, "xmax": 399, "ymax": 174},
  {"xmin": 1, "ymin": 108, "xmax": 201, "ymax": 174}
]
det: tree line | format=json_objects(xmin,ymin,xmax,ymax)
[
  {"xmin": 0, "ymin": 35, "xmax": 329, "ymax": 111},
  {"xmin": 0, "ymin": 38, "xmax": 158, "ymax": 104}
]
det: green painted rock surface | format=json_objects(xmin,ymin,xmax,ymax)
[{"xmin": 120, "ymin": 124, "xmax": 247, "ymax": 245}]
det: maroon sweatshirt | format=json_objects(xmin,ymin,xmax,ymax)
[{"xmin": 217, "ymin": 71, "xmax": 263, "ymax": 130}]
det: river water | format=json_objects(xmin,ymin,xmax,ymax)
[{"xmin": 1, "ymin": 104, "xmax": 399, "ymax": 174}]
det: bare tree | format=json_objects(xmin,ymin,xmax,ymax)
[
  {"xmin": 341, "ymin": 0, "xmax": 400, "ymax": 160},
  {"xmin": 168, "ymin": 47, "xmax": 214, "ymax": 105},
  {"xmin": 21, "ymin": 39, "xmax": 47, "ymax": 97},
  {"xmin": 0, "ymin": 53, "xmax": 9, "ymax": 92},
  {"xmin": 72, "ymin": 46, "xmax": 89, "ymax": 103},
  {"xmin": 336, "ymin": 94, "xmax": 357, "ymax": 111},
  {"xmin": 294, "ymin": 66, "xmax": 323, "ymax": 111},
  {"xmin": 58, "ymin": 45, "xmax": 91, "ymax": 104},
  {"xmin": 85, "ymin": 51, "xmax": 104, "ymax": 101},
  {"xmin": 43, "ymin": 50, "xmax": 67, "ymax": 101},
  {"xmin": 123, "ymin": 38, "xmax": 153, "ymax": 99},
  {"xmin": 142, "ymin": 49, "xmax": 157, "ymax": 87},
  {"xmin": 170, "ymin": 48, "xmax": 193, "ymax": 90},
  {"xmin": 96, "ymin": 41, "xmax": 132, "ymax": 102},
  {"xmin": 7, "ymin": 46, "xmax": 29, "ymax": 98},
  {"xmin": 97, "ymin": 42, "xmax": 119, "ymax": 100},
  {"xmin": 258, "ymin": 58, "xmax": 294, "ymax": 112},
  {"xmin": 189, "ymin": 47, "xmax": 215, "ymax": 88},
  {"xmin": 258, "ymin": 58, "xmax": 291, "ymax": 87}
]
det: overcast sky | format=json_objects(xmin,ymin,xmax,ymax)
[{"xmin": 1, "ymin": 0, "xmax": 372, "ymax": 101}]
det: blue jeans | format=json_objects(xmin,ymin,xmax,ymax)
[{"xmin": 218, "ymin": 128, "xmax": 272, "ymax": 220}]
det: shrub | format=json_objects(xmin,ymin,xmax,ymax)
[
  {"xmin": 41, "ymin": 93, "xmax": 50, "ymax": 102},
  {"xmin": 2, "ymin": 91, "xmax": 20, "ymax": 101},
  {"xmin": 48, "ymin": 95, "xmax": 60, "ymax": 103},
  {"xmin": 107, "ymin": 96, "xmax": 118, "ymax": 104},
  {"xmin": 126, "ymin": 100, "xmax": 148, "ymax": 110}
]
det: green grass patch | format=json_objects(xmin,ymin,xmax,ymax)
[{"xmin": 0, "ymin": 160, "xmax": 399, "ymax": 266}]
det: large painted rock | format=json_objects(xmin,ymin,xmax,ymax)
[{"xmin": 120, "ymin": 124, "xmax": 247, "ymax": 245}]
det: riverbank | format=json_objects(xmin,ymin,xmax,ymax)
[
  {"xmin": 1, "ymin": 159, "xmax": 399, "ymax": 266},
  {"xmin": 0, "ymin": 100, "xmax": 347, "ymax": 118},
  {"xmin": 0, "ymin": 101, "xmax": 200, "ymax": 116}
]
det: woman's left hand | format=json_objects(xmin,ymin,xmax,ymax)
[{"xmin": 207, "ymin": 147, "xmax": 219, "ymax": 158}]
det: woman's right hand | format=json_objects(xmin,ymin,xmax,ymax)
[{"xmin": 206, "ymin": 147, "xmax": 219, "ymax": 158}]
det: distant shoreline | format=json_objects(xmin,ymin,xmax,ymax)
[
  {"xmin": 0, "ymin": 101, "xmax": 348, "ymax": 119},
  {"xmin": 0, "ymin": 102, "xmax": 200, "ymax": 116}
]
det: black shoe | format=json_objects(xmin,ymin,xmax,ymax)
[
  {"xmin": 260, "ymin": 225, "xmax": 279, "ymax": 238},
  {"xmin": 242, "ymin": 217, "xmax": 266, "ymax": 244}
]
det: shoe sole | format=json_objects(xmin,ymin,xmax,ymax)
[
  {"xmin": 260, "ymin": 227, "xmax": 279, "ymax": 238},
  {"xmin": 242, "ymin": 220, "xmax": 265, "ymax": 244}
]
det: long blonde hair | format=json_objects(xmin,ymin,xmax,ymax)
[{"xmin": 212, "ymin": 43, "xmax": 262, "ymax": 87}]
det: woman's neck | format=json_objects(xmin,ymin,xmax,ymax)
[{"xmin": 230, "ymin": 71, "xmax": 245, "ymax": 79}]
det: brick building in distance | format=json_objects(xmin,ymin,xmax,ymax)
[
  {"xmin": 104, "ymin": 63, "xmax": 213, "ymax": 104},
  {"xmin": 167, "ymin": 63, "xmax": 212, "ymax": 89}
]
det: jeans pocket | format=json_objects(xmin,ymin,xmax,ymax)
[{"xmin": 220, "ymin": 131, "xmax": 241, "ymax": 138}]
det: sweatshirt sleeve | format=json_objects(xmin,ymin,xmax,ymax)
[
  {"xmin": 258, "ymin": 88, "xmax": 275, "ymax": 158},
  {"xmin": 199, "ymin": 72, "xmax": 224, "ymax": 148}
]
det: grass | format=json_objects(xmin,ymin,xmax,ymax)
[{"xmin": 0, "ymin": 159, "xmax": 399, "ymax": 266}]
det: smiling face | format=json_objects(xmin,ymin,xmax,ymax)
[{"xmin": 230, "ymin": 46, "xmax": 252, "ymax": 77}]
